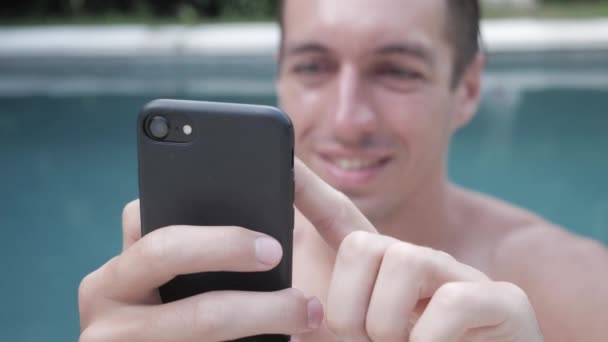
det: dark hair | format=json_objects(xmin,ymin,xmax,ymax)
[
  {"xmin": 446, "ymin": 0, "xmax": 481, "ymax": 86},
  {"xmin": 277, "ymin": 0, "xmax": 481, "ymax": 87}
]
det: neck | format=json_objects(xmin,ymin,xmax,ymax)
[{"xmin": 372, "ymin": 167, "xmax": 463, "ymax": 252}]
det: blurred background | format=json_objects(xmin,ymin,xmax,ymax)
[{"xmin": 1, "ymin": 0, "xmax": 607, "ymax": 341}]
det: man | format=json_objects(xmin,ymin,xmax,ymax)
[{"xmin": 78, "ymin": 0, "xmax": 608, "ymax": 341}]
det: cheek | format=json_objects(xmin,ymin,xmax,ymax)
[
  {"xmin": 372, "ymin": 87, "xmax": 451, "ymax": 156},
  {"xmin": 278, "ymin": 81, "xmax": 327, "ymax": 149}
]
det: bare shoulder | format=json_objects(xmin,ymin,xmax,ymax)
[
  {"xmin": 456, "ymin": 187, "xmax": 608, "ymax": 340},
  {"xmin": 493, "ymin": 220, "xmax": 608, "ymax": 276},
  {"xmin": 492, "ymin": 219, "xmax": 608, "ymax": 292},
  {"xmin": 491, "ymin": 215, "xmax": 608, "ymax": 341},
  {"xmin": 456, "ymin": 187, "xmax": 607, "ymax": 269}
]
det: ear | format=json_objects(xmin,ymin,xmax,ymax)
[{"xmin": 450, "ymin": 52, "xmax": 485, "ymax": 132}]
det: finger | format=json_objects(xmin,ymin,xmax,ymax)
[
  {"xmin": 326, "ymin": 232, "xmax": 394, "ymax": 341},
  {"xmin": 122, "ymin": 199, "xmax": 142, "ymax": 251},
  {"xmin": 366, "ymin": 243, "xmax": 489, "ymax": 341},
  {"xmin": 159, "ymin": 288, "xmax": 323, "ymax": 342},
  {"xmin": 293, "ymin": 158, "xmax": 376, "ymax": 250},
  {"xmin": 365, "ymin": 243, "xmax": 424, "ymax": 341},
  {"xmin": 81, "ymin": 288, "xmax": 324, "ymax": 342},
  {"xmin": 409, "ymin": 282, "xmax": 541, "ymax": 342},
  {"xmin": 99, "ymin": 225, "xmax": 284, "ymax": 302}
]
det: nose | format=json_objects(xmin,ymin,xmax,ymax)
[{"xmin": 330, "ymin": 65, "xmax": 377, "ymax": 146}]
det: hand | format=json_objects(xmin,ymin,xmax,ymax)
[
  {"xmin": 293, "ymin": 158, "xmax": 544, "ymax": 342},
  {"xmin": 78, "ymin": 200, "xmax": 324, "ymax": 342}
]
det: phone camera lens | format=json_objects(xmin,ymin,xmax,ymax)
[{"xmin": 148, "ymin": 116, "xmax": 169, "ymax": 139}]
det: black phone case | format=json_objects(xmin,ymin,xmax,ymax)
[{"xmin": 137, "ymin": 99, "xmax": 294, "ymax": 342}]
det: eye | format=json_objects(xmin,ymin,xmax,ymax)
[
  {"xmin": 287, "ymin": 58, "xmax": 336, "ymax": 86},
  {"xmin": 376, "ymin": 64, "xmax": 422, "ymax": 79},
  {"xmin": 292, "ymin": 60, "xmax": 331, "ymax": 75}
]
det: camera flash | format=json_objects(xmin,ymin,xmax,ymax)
[{"xmin": 183, "ymin": 125, "xmax": 193, "ymax": 135}]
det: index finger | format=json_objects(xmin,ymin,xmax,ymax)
[{"xmin": 294, "ymin": 158, "xmax": 377, "ymax": 250}]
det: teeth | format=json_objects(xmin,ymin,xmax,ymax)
[{"xmin": 334, "ymin": 158, "xmax": 378, "ymax": 170}]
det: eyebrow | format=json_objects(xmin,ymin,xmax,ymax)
[
  {"xmin": 284, "ymin": 42, "xmax": 330, "ymax": 56},
  {"xmin": 283, "ymin": 41, "xmax": 436, "ymax": 67},
  {"xmin": 374, "ymin": 43, "xmax": 436, "ymax": 67}
]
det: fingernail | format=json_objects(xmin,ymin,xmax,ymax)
[
  {"xmin": 306, "ymin": 297, "xmax": 323, "ymax": 330},
  {"xmin": 255, "ymin": 237, "xmax": 283, "ymax": 265}
]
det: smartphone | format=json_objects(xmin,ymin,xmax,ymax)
[{"xmin": 137, "ymin": 99, "xmax": 294, "ymax": 342}]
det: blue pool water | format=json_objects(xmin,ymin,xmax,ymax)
[{"xmin": 0, "ymin": 51, "xmax": 607, "ymax": 341}]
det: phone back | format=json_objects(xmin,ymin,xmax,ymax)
[{"xmin": 137, "ymin": 99, "xmax": 294, "ymax": 307}]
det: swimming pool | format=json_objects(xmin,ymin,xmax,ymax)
[{"xmin": 1, "ymin": 37, "xmax": 607, "ymax": 342}]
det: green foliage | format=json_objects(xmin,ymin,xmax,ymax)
[
  {"xmin": 2, "ymin": 0, "xmax": 607, "ymax": 24},
  {"xmin": 544, "ymin": 0, "xmax": 608, "ymax": 3},
  {"xmin": 220, "ymin": 0, "xmax": 277, "ymax": 19},
  {"xmin": 484, "ymin": 0, "xmax": 608, "ymax": 18},
  {"xmin": 0, "ymin": 0, "xmax": 279, "ymax": 21}
]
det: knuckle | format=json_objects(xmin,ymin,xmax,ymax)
[
  {"xmin": 78, "ymin": 271, "xmax": 98, "ymax": 305},
  {"xmin": 434, "ymin": 248, "xmax": 456, "ymax": 264},
  {"xmin": 385, "ymin": 242, "xmax": 415, "ymax": 263},
  {"xmin": 136, "ymin": 227, "xmax": 178, "ymax": 264},
  {"xmin": 500, "ymin": 281, "xmax": 529, "ymax": 302},
  {"xmin": 498, "ymin": 281, "xmax": 534, "ymax": 315},
  {"xmin": 78, "ymin": 260, "xmax": 115, "ymax": 323},
  {"xmin": 338, "ymin": 231, "xmax": 378, "ymax": 263},
  {"xmin": 384, "ymin": 242, "xmax": 429, "ymax": 272},
  {"xmin": 341, "ymin": 230, "xmax": 373, "ymax": 252},
  {"xmin": 433, "ymin": 282, "xmax": 470, "ymax": 311}
]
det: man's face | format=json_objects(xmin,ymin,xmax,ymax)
[{"xmin": 277, "ymin": 0, "xmax": 480, "ymax": 222}]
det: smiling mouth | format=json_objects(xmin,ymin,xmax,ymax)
[
  {"xmin": 317, "ymin": 154, "xmax": 392, "ymax": 189},
  {"xmin": 328, "ymin": 157, "xmax": 390, "ymax": 171}
]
